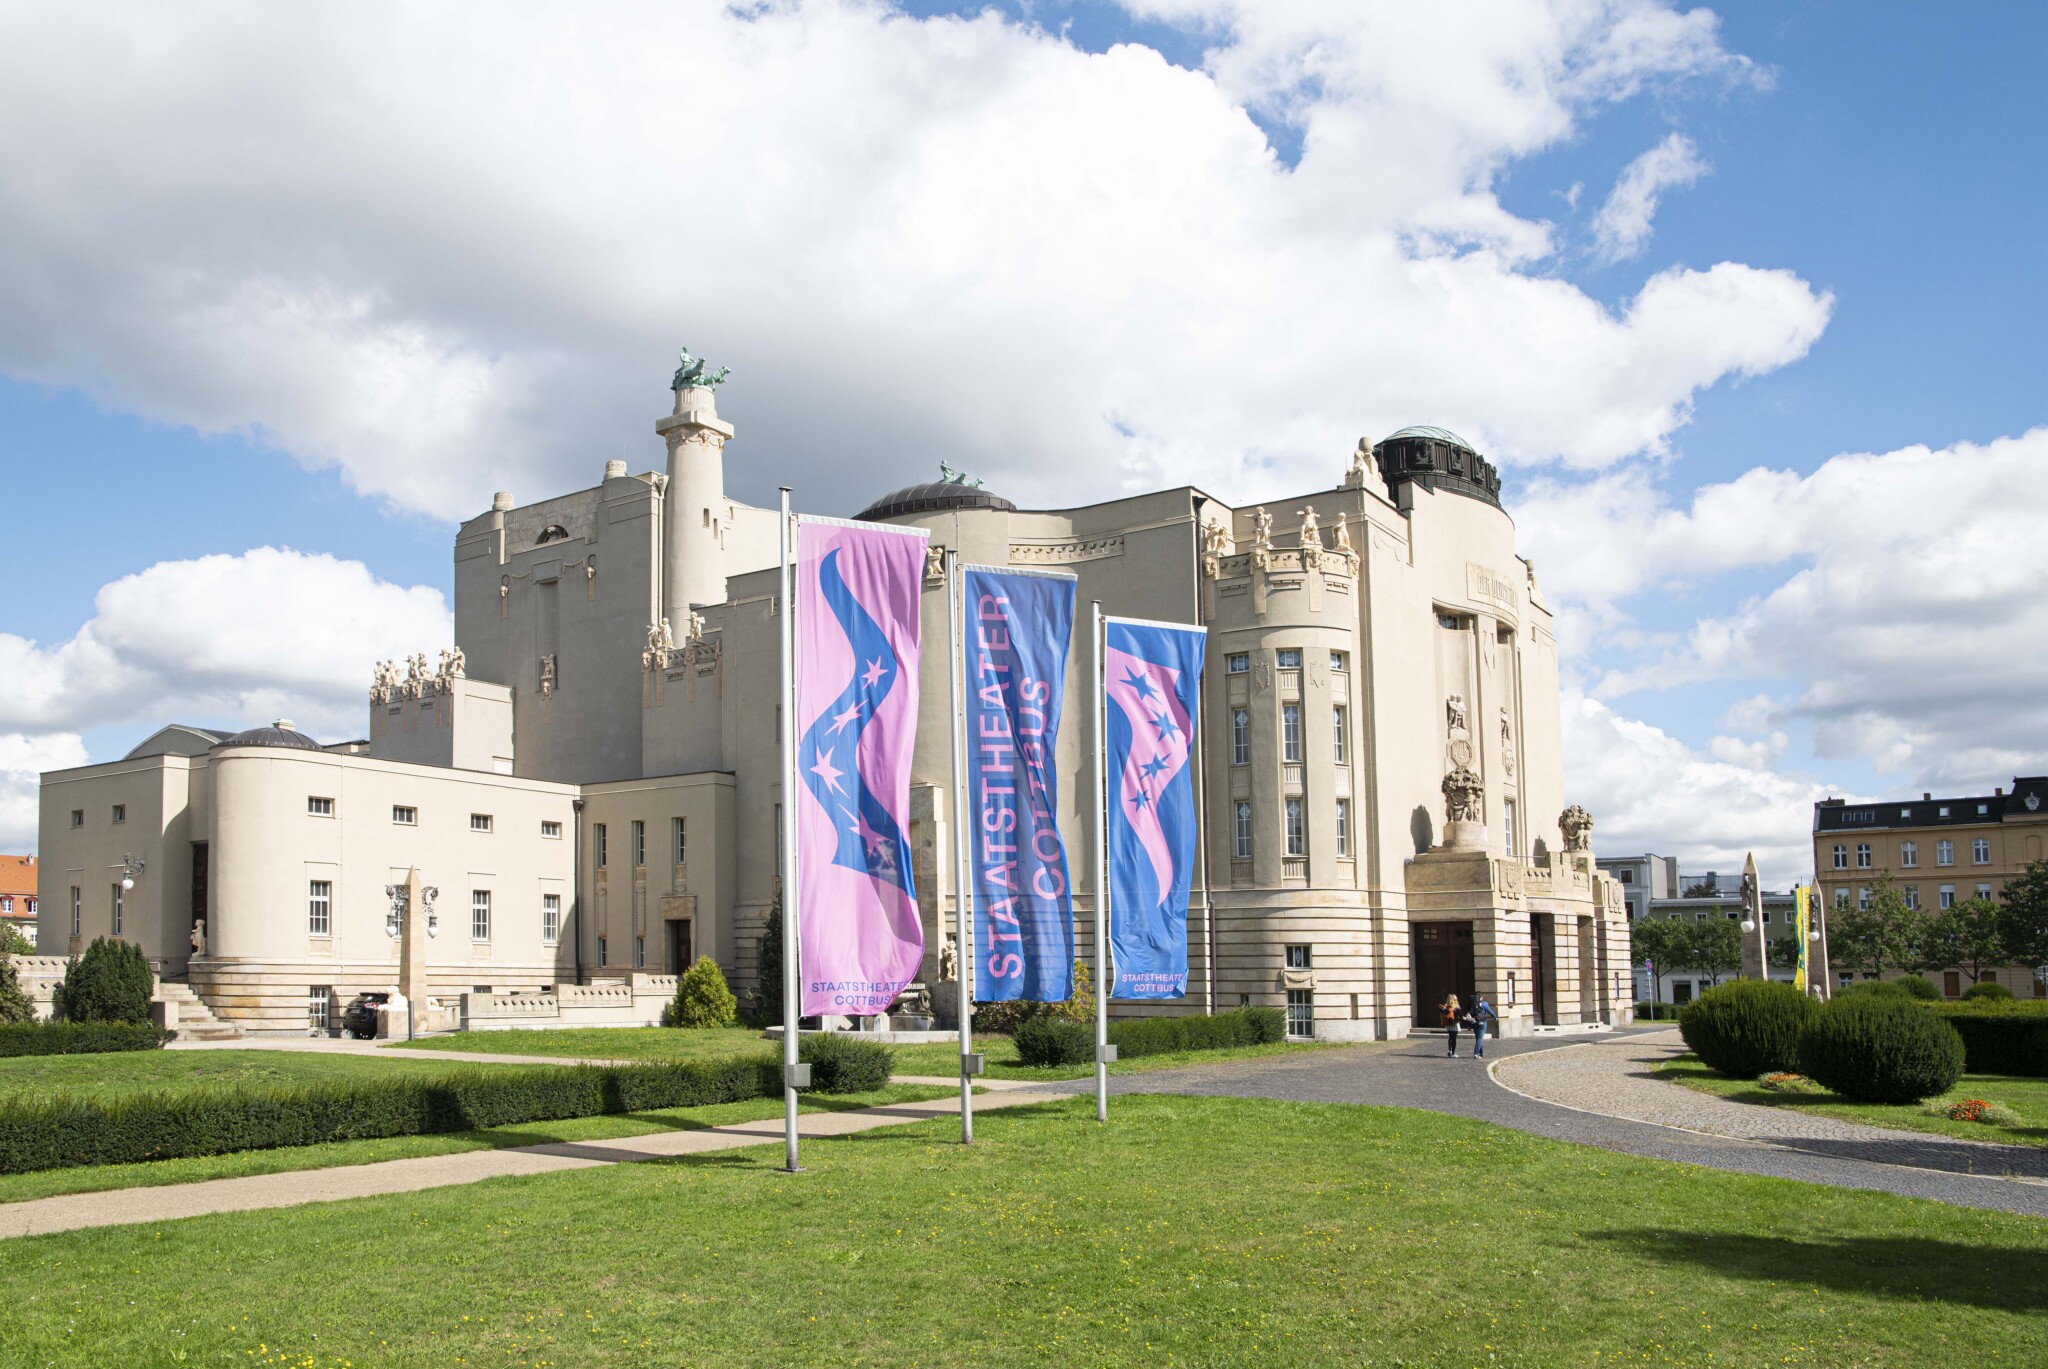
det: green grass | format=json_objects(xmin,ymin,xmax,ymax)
[
  {"xmin": 2, "ymin": 1095, "xmax": 2044, "ymax": 1366},
  {"xmin": 390, "ymin": 1025, "xmax": 1342, "ymax": 1080},
  {"xmin": 1659, "ymin": 1054, "xmax": 2048, "ymax": 1148},
  {"xmin": 0, "ymin": 1048, "xmax": 557, "ymax": 1103},
  {"xmin": 0, "ymin": 1085, "xmax": 952, "ymax": 1205}
]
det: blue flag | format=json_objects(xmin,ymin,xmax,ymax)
[
  {"xmin": 1103, "ymin": 617, "xmax": 1206, "ymax": 1000},
  {"xmin": 965, "ymin": 566, "xmax": 1077, "ymax": 1002}
]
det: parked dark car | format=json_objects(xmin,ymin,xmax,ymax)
[{"xmin": 341, "ymin": 991, "xmax": 391, "ymax": 1040}]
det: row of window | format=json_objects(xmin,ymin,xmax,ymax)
[
  {"xmin": 1231, "ymin": 797, "xmax": 1352, "ymax": 859},
  {"xmin": 305, "ymin": 880, "xmax": 562, "ymax": 944},
  {"xmin": 1224, "ymin": 649, "xmax": 1349, "ymax": 675},
  {"xmin": 69, "ymin": 804, "xmax": 127, "ymax": 828},
  {"xmin": 0, "ymin": 895, "xmax": 31, "ymax": 915},
  {"xmin": 1230, "ymin": 704, "xmax": 1348, "ymax": 766},
  {"xmin": 1833, "ymin": 883, "xmax": 1995, "ymax": 910},
  {"xmin": 592, "ymin": 819, "xmax": 687, "ymax": 870},
  {"xmin": 1832, "ymin": 838, "xmax": 1991, "ymax": 870}
]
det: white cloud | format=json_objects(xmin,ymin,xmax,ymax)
[
  {"xmin": 0, "ymin": 734, "xmax": 88, "ymax": 853},
  {"xmin": 1592, "ymin": 131, "xmax": 1709, "ymax": 261},
  {"xmin": 0, "ymin": 0, "xmax": 1825, "ymax": 519},
  {"xmin": 0, "ymin": 548, "xmax": 451, "ymax": 743}
]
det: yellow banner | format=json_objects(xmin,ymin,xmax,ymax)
[{"xmin": 1794, "ymin": 885, "xmax": 1810, "ymax": 992}]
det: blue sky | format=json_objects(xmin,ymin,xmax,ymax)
[{"xmin": 1, "ymin": 1, "xmax": 2042, "ymax": 877}]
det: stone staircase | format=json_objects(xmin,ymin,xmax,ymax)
[{"xmin": 154, "ymin": 981, "xmax": 242, "ymax": 1041}]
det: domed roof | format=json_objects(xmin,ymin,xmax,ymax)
[
  {"xmin": 1382, "ymin": 424, "xmax": 1475, "ymax": 450},
  {"xmin": 1372, "ymin": 425, "xmax": 1502, "ymax": 508},
  {"xmin": 217, "ymin": 720, "xmax": 323, "ymax": 751},
  {"xmin": 855, "ymin": 471, "xmax": 1017, "ymax": 523}
]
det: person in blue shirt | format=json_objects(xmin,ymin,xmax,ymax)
[{"xmin": 1471, "ymin": 994, "xmax": 1499, "ymax": 1058}]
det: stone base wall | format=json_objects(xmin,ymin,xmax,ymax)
[
  {"xmin": 462, "ymin": 975, "xmax": 677, "ymax": 1031},
  {"xmin": 190, "ymin": 957, "xmax": 564, "ymax": 1034}
]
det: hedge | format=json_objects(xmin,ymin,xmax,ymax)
[
  {"xmin": 1679, "ymin": 980, "xmax": 1818, "ymax": 1078},
  {"xmin": 1798, "ymin": 996, "xmax": 1963, "ymax": 1103},
  {"xmin": 0, "ymin": 1049, "xmax": 899, "ymax": 1175},
  {"xmin": 1928, "ymin": 1002, "xmax": 2048, "ymax": 1077},
  {"xmin": 1633, "ymin": 1002, "xmax": 1684, "ymax": 1021},
  {"xmin": 1108, "ymin": 1006, "xmax": 1287, "ymax": 1059},
  {"xmin": 798, "ymin": 1032, "xmax": 893, "ymax": 1092},
  {"xmin": 1015, "ymin": 1016, "xmax": 1094, "ymax": 1067},
  {"xmin": 0, "ymin": 1021, "xmax": 172, "ymax": 1057}
]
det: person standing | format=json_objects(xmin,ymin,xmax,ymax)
[
  {"xmin": 1441, "ymin": 993, "xmax": 1462, "ymax": 1058},
  {"xmin": 1472, "ymin": 993, "xmax": 1498, "ymax": 1058}
]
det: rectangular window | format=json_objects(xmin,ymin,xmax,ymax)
[
  {"xmin": 1944, "ymin": 970, "xmax": 1961, "ymax": 998},
  {"xmin": 632, "ymin": 820, "xmax": 646, "ymax": 868},
  {"xmin": 1276, "ymin": 648, "xmax": 1302, "ymax": 669},
  {"xmin": 1231, "ymin": 708, "xmax": 1250, "ymax": 765},
  {"xmin": 1332, "ymin": 706, "xmax": 1347, "ymax": 764},
  {"xmin": 308, "ymin": 796, "xmax": 334, "ymax": 817},
  {"xmin": 1903, "ymin": 886, "xmax": 1919, "ymax": 911},
  {"xmin": 597, "ymin": 936, "xmax": 607, "ymax": 967},
  {"xmin": 1831, "ymin": 844, "xmax": 1847, "ymax": 869},
  {"xmin": 1940, "ymin": 884, "xmax": 1956, "ymax": 910},
  {"xmin": 1858, "ymin": 887, "xmax": 1872, "ymax": 910},
  {"xmin": 595, "ymin": 823, "xmax": 608, "ymax": 868},
  {"xmin": 674, "ymin": 817, "xmax": 687, "ymax": 866},
  {"xmin": 308, "ymin": 986, "xmax": 332, "ymax": 1033},
  {"xmin": 1834, "ymin": 888, "xmax": 1849, "ymax": 909},
  {"xmin": 1329, "ymin": 651, "xmax": 1348, "ymax": 672},
  {"xmin": 1978, "ymin": 804, "xmax": 1990, "ymax": 815},
  {"xmin": 635, "ymin": 936, "xmax": 646, "ymax": 968},
  {"xmin": 1856, "ymin": 843, "xmax": 1872, "ymax": 868},
  {"xmin": 111, "ymin": 804, "xmax": 126, "ymax": 824},
  {"xmin": 1939, "ymin": 805, "xmax": 1951, "ymax": 818},
  {"xmin": 1284, "ymin": 797, "xmax": 1305, "ymax": 856},
  {"xmin": 542, "ymin": 893, "xmax": 561, "ymax": 945},
  {"xmin": 1285, "ymin": 944, "xmax": 1312, "ymax": 969},
  {"xmin": 1900, "ymin": 841, "xmax": 1917, "ymax": 868},
  {"xmin": 1973, "ymin": 839, "xmax": 1991, "ymax": 865},
  {"xmin": 1977, "ymin": 883, "xmax": 1993, "ymax": 899},
  {"xmin": 1335, "ymin": 798, "xmax": 1351, "ymax": 857},
  {"xmin": 69, "ymin": 886, "xmax": 80, "ymax": 936},
  {"xmin": 471, "ymin": 890, "xmax": 491, "ymax": 941},
  {"xmin": 470, "ymin": 813, "xmax": 494, "ymax": 833},
  {"xmin": 1282, "ymin": 704, "xmax": 1302, "ymax": 762},
  {"xmin": 392, "ymin": 805, "xmax": 417, "ymax": 825},
  {"xmin": 308, "ymin": 880, "xmax": 332, "ymax": 936},
  {"xmin": 1226, "ymin": 653, "xmax": 1250, "ymax": 674},
  {"xmin": 1900, "ymin": 808, "xmax": 1912, "ymax": 820},
  {"xmin": 1233, "ymin": 801, "xmax": 1253, "ymax": 859},
  {"xmin": 69, "ymin": 810, "xmax": 83, "ymax": 829},
  {"xmin": 541, "ymin": 819, "xmax": 563, "ymax": 839},
  {"xmin": 1937, "ymin": 840, "xmax": 1953, "ymax": 866},
  {"xmin": 110, "ymin": 884, "xmax": 123, "ymax": 937},
  {"xmin": 1285, "ymin": 988, "xmax": 1314, "ymax": 1039},
  {"xmin": 1502, "ymin": 799, "xmax": 1517, "ymax": 856}
]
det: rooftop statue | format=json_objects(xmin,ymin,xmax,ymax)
[
  {"xmin": 938, "ymin": 461, "xmax": 984, "ymax": 489},
  {"xmin": 671, "ymin": 346, "xmax": 730, "ymax": 391}
]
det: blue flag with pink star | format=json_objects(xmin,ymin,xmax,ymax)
[{"xmin": 1103, "ymin": 616, "xmax": 1206, "ymax": 999}]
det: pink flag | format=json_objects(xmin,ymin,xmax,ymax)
[{"xmin": 794, "ymin": 517, "xmax": 929, "ymax": 1017}]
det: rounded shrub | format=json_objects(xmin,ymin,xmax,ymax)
[
  {"xmin": 1015, "ymin": 1015, "xmax": 1094, "ymax": 1067},
  {"xmin": 1894, "ymin": 976, "xmax": 1941, "ymax": 1001},
  {"xmin": 1799, "ymin": 996, "xmax": 1965, "ymax": 1103},
  {"xmin": 1678, "ymin": 979, "xmax": 1819, "ymax": 1078},
  {"xmin": 1962, "ymin": 982, "xmax": 2016, "ymax": 1003},
  {"xmin": 797, "ymin": 1032, "xmax": 894, "ymax": 1093},
  {"xmin": 665, "ymin": 956, "xmax": 737, "ymax": 1028},
  {"xmin": 53, "ymin": 938, "xmax": 154, "ymax": 1024}
]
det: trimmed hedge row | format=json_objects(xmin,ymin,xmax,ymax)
[
  {"xmin": 1633, "ymin": 1002, "xmax": 1684, "ymax": 1021},
  {"xmin": 1928, "ymin": 1002, "xmax": 2048, "ymax": 1077},
  {"xmin": 1014, "ymin": 1007, "xmax": 1289, "ymax": 1068},
  {"xmin": 0, "ymin": 1022, "xmax": 172, "ymax": 1057}
]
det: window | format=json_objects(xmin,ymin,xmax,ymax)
[
  {"xmin": 471, "ymin": 890, "xmax": 492, "ymax": 941},
  {"xmin": 1903, "ymin": 886, "xmax": 1919, "ymax": 911},
  {"xmin": 393, "ymin": 805, "xmax": 417, "ymax": 826},
  {"xmin": 1977, "ymin": 803, "xmax": 1990, "ymax": 815},
  {"xmin": 1940, "ymin": 884, "xmax": 1956, "ymax": 910},
  {"xmin": 1284, "ymin": 798, "xmax": 1305, "ymax": 857},
  {"xmin": 1944, "ymin": 971, "xmax": 1961, "ymax": 998},
  {"xmin": 470, "ymin": 813, "xmax": 494, "ymax": 833},
  {"xmin": 69, "ymin": 810, "xmax": 83, "ymax": 829},
  {"xmin": 542, "ymin": 893, "xmax": 561, "ymax": 945},
  {"xmin": 1939, "ymin": 805, "xmax": 1951, "ymax": 818},
  {"xmin": 1977, "ymin": 883, "xmax": 1993, "ymax": 900},
  {"xmin": 1937, "ymin": 840, "xmax": 1954, "ymax": 866},
  {"xmin": 110, "ymin": 884, "xmax": 123, "ymax": 937},
  {"xmin": 1332, "ymin": 706, "xmax": 1347, "ymax": 764},
  {"xmin": 1834, "ymin": 889, "xmax": 1849, "ymax": 909},
  {"xmin": 541, "ymin": 820, "xmax": 563, "ymax": 840},
  {"xmin": 674, "ymin": 817, "xmax": 687, "ymax": 866},
  {"xmin": 1624, "ymin": 899, "xmax": 1636, "ymax": 920},
  {"xmin": 111, "ymin": 804, "xmax": 126, "ymax": 824},
  {"xmin": 1231, "ymin": 708, "xmax": 1250, "ymax": 765},
  {"xmin": 1233, "ymin": 801, "xmax": 1252, "ymax": 859},
  {"xmin": 1858, "ymin": 887, "xmax": 1872, "ymax": 910},
  {"xmin": 1855, "ymin": 843, "xmax": 1872, "ymax": 868},
  {"xmin": 308, "ymin": 880, "xmax": 332, "ymax": 936},
  {"xmin": 69, "ymin": 886, "xmax": 80, "ymax": 936},
  {"xmin": 635, "ymin": 936, "xmax": 646, "ymax": 968},
  {"xmin": 1900, "ymin": 808, "xmax": 1912, "ymax": 820},
  {"xmin": 1286, "ymin": 945, "xmax": 1312, "ymax": 969},
  {"xmin": 1276, "ymin": 648, "xmax": 1302, "ymax": 669},
  {"xmin": 1330, "ymin": 651, "xmax": 1348, "ymax": 673},
  {"xmin": 1285, "ymin": 989, "xmax": 1314, "ymax": 1039},
  {"xmin": 1831, "ymin": 843, "xmax": 1847, "ymax": 870},
  {"xmin": 1617, "ymin": 869, "xmax": 1634, "ymax": 884},
  {"xmin": 595, "ymin": 824, "xmax": 607, "ymax": 868},
  {"xmin": 0, "ymin": 897, "xmax": 9, "ymax": 914},
  {"xmin": 1335, "ymin": 798, "xmax": 1350, "ymax": 857},
  {"xmin": 308, "ymin": 986, "xmax": 332, "ymax": 1033},
  {"xmin": 1437, "ymin": 612, "xmax": 1464, "ymax": 630},
  {"xmin": 308, "ymin": 796, "xmax": 334, "ymax": 817},
  {"xmin": 1502, "ymin": 799, "xmax": 1517, "ymax": 856},
  {"xmin": 597, "ymin": 936, "xmax": 607, "ymax": 967},
  {"xmin": 1973, "ymin": 838, "xmax": 1991, "ymax": 865},
  {"xmin": 1900, "ymin": 841, "xmax": 1917, "ymax": 868},
  {"xmin": 1282, "ymin": 705, "xmax": 1302, "ymax": 762},
  {"xmin": 632, "ymin": 820, "xmax": 646, "ymax": 868},
  {"xmin": 1226, "ymin": 653, "xmax": 1250, "ymax": 674}
]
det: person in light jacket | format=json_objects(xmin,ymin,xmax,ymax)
[
  {"xmin": 1471, "ymin": 994, "xmax": 1498, "ymax": 1058},
  {"xmin": 1441, "ymin": 993, "xmax": 1463, "ymax": 1058}
]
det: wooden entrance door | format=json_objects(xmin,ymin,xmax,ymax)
[
  {"xmin": 1411, "ymin": 921, "xmax": 1476, "ymax": 1027},
  {"xmin": 664, "ymin": 919, "xmax": 692, "ymax": 975},
  {"xmin": 1531, "ymin": 913, "xmax": 1557, "ymax": 1025}
]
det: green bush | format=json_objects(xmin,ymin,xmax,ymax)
[
  {"xmin": 1015, "ymin": 1016, "xmax": 1094, "ymax": 1067},
  {"xmin": 1679, "ymin": 980, "xmax": 1820, "ymax": 1078},
  {"xmin": 0, "ymin": 1021, "xmax": 170, "ymax": 1056},
  {"xmin": 0, "ymin": 955, "xmax": 34, "ymax": 1026},
  {"xmin": 1108, "ymin": 1006, "xmax": 1286, "ymax": 1059},
  {"xmin": 798, "ymin": 1032, "xmax": 893, "ymax": 1093},
  {"xmin": 53, "ymin": 938, "xmax": 154, "ymax": 1024},
  {"xmin": 0, "ymin": 922, "xmax": 32, "ymax": 957},
  {"xmin": 1962, "ymin": 982, "xmax": 2015, "ymax": 1003},
  {"xmin": 1798, "ymin": 996, "xmax": 1965, "ymax": 1103},
  {"xmin": 665, "ymin": 956, "xmax": 738, "ymax": 1029},
  {"xmin": 1894, "ymin": 976, "xmax": 1941, "ymax": 1001},
  {"xmin": 1836, "ymin": 978, "xmax": 1912, "ymax": 1001},
  {"xmin": 1632, "ymin": 1002, "xmax": 1684, "ymax": 1021},
  {"xmin": 1928, "ymin": 1002, "xmax": 2048, "ymax": 1076}
]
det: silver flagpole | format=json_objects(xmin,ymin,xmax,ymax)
[
  {"xmin": 779, "ymin": 489, "xmax": 803, "ymax": 1173},
  {"xmin": 945, "ymin": 548, "xmax": 976, "ymax": 1143},
  {"xmin": 1092, "ymin": 601, "xmax": 1109, "ymax": 1123}
]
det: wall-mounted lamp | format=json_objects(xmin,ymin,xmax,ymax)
[{"xmin": 119, "ymin": 854, "xmax": 145, "ymax": 891}]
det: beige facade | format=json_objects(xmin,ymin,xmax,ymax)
[{"xmin": 39, "ymin": 371, "xmax": 1626, "ymax": 1037}]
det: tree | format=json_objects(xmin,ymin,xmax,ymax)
[
  {"xmin": 1767, "ymin": 934, "xmax": 1804, "ymax": 973},
  {"xmin": 1996, "ymin": 859, "xmax": 2048, "ymax": 973},
  {"xmin": 747, "ymin": 892, "xmax": 786, "ymax": 1027},
  {"xmin": 1829, "ymin": 877, "xmax": 1930, "ymax": 981},
  {"xmin": 1922, "ymin": 897, "xmax": 2006, "ymax": 981},
  {"xmin": 0, "ymin": 952, "xmax": 34, "ymax": 1025},
  {"xmin": 1674, "ymin": 916, "xmax": 1743, "ymax": 988},
  {"xmin": 0, "ymin": 922, "xmax": 31, "ymax": 957},
  {"xmin": 1632, "ymin": 917, "xmax": 1685, "ymax": 1005},
  {"xmin": 668, "ymin": 955, "xmax": 738, "ymax": 1028},
  {"xmin": 52, "ymin": 937, "xmax": 154, "ymax": 1024}
]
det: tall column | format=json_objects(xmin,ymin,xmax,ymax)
[{"xmin": 655, "ymin": 383, "xmax": 735, "ymax": 623}]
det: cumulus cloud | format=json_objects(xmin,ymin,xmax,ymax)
[
  {"xmin": 0, "ymin": 0, "xmax": 1825, "ymax": 519},
  {"xmin": 1592, "ymin": 131, "xmax": 1709, "ymax": 261},
  {"xmin": 0, "ymin": 734, "xmax": 88, "ymax": 853}
]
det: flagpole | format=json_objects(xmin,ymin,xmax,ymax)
[
  {"xmin": 945, "ymin": 548, "xmax": 975, "ymax": 1144},
  {"xmin": 1091, "ymin": 600, "xmax": 1109, "ymax": 1123},
  {"xmin": 778, "ymin": 488, "xmax": 803, "ymax": 1173}
]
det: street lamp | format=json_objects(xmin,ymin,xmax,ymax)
[{"xmin": 119, "ymin": 854, "xmax": 145, "ymax": 891}]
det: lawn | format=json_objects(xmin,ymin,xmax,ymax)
[
  {"xmin": 3, "ymin": 1094, "xmax": 2043, "ymax": 1366},
  {"xmin": 1658, "ymin": 1054, "xmax": 2048, "ymax": 1149},
  {"xmin": 390, "ymin": 1025, "xmax": 1341, "ymax": 1079},
  {"xmin": 0, "ymin": 1047, "xmax": 556, "ymax": 1103}
]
